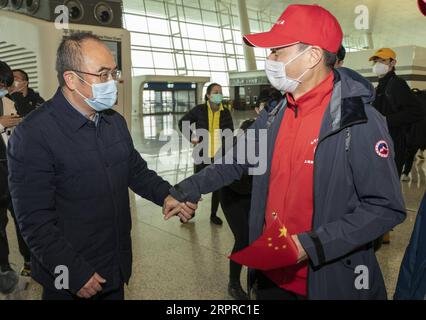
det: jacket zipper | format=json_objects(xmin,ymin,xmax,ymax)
[{"xmin": 307, "ymin": 118, "xmax": 367, "ymax": 299}]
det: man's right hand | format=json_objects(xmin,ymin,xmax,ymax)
[
  {"xmin": 0, "ymin": 115, "xmax": 22, "ymax": 129},
  {"xmin": 76, "ymin": 273, "xmax": 106, "ymax": 299}
]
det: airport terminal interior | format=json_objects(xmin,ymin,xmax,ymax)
[{"xmin": 1, "ymin": 0, "xmax": 426, "ymax": 300}]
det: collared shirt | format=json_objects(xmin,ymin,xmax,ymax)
[
  {"xmin": 61, "ymin": 89, "xmax": 99, "ymax": 126},
  {"xmin": 207, "ymin": 101, "xmax": 224, "ymax": 158},
  {"xmin": 264, "ymin": 71, "xmax": 334, "ymax": 297}
]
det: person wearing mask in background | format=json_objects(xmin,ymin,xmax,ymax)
[
  {"xmin": 335, "ymin": 45, "xmax": 346, "ymax": 68},
  {"xmin": 0, "ymin": 61, "xmax": 29, "ymax": 295},
  {"xmin": 178, "ymin": 83, "xmax": 234, "ymax": 226},
  {"xmin": 7, "ymin": 69, "xmax": 44, "ymax": 117},
  {"xmin": 370, "ymin": 48, "xmax": 424, "ymax": 177},
  {"xmin": 165, "ymin": 4, "xmax": 406, "ymax": 300},
  {"xmin": 401, "ymin": 88, "xmax": 426, "ymax": 182}
]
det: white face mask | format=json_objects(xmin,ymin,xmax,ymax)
[
  {"xmin": 373, "ymin": 62, "xmax": 390, "ymax": 77},
  {"xmin": 265, "ymin": 46, "xmax": 312, "ymax": 94}
]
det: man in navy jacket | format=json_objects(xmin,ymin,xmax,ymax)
[{"xmin": 7, "ymin": 33, "xmax": 196, "ymax": 300}]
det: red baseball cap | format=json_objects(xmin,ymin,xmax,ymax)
[
  {"xmin": 419, "ymin": 0, "xmax": 426, "ymax": 16},
  {"xmin": 243, "ymin": 4, "xmax": 343, "ymax": 54}
]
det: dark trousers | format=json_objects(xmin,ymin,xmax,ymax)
[
  {"xmin": 254, "ymin": 271, "xmax": 306, "ymax": 300},
  {"xmin": 390, "ymin": 129, "xmax": 407, "ymax": 177},
  {"xmin": 402, "ymin": 145, "xmax": 423, "ymax": 176},
  {"xmin": 42, "ymin": 285, "xmax": 125, "ymax": 300},
  {"xmin": 0, "ymin": 201, "xmax": 31, "ymax": 266},
  {"xmin": 220, "ymin": 187, "xmax": 250, "ymax": 283},
  {"xmin": 195, "ymin": 163, "xmax": 221, "ymax": 218}
]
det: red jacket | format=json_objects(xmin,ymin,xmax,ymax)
[{"xmin": 264, "ymin": 72, "xmax": 334, "ymax": 296}]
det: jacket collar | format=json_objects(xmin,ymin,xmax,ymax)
[
  {"xmin": 51, "ymin": 88, "xmax": 111, "ymax": 132},
  {"xmin": 317, "ymin": 69, "xmax": 368, "ymax": 140}
]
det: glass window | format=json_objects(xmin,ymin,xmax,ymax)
[
  {"xmin": 124, "ymin": 0, "xmax": 274, "ymax": 90},
  {"xmin": 208, "ymin": 57, "xmax": 226, "ymax": 72},
  {"xmin": 131, "ymin": 33, "xmax": 151, "ymax": 47},
  {"xmin": 249, "ymin": 19, "xmax": 260, "ymax": 33},
  {"xmin": 227, "ymin": 58, "xmax": 237, "ymax": 71},
  {"xmin": 203, "ymin": 25, "xmax": 220, "ymax": 38},
  {"xmin": 201, "ymin": 10, "xmax": 218, "ymax": 26},
  {"xmin": 147, "ymin": 17, "xmax": 170, "ymax": 35},
  {"xmin": 149, "ymin": 34, "xmax": 172, "ymax": 48},
  {"xmin": 205, "ymin": 41, "xmax": 223, "ymax": 53},
  {"xmin": 131, "ymin": 51, "xmax": 154, "ymax": 68},
  {"xmin": 153, "ymin": 52, "xmax": 175, "ymax": 69},
  {"xmin": 124, "ymin": 14, "xmax": 149, "ymax": 33},
  {"xmin": 186, "ymin": 23, "xmax": 205, "ymax": 40},
  {"xmin": 188, "ymin": 39, "xmax": 207, "ymax": 52},
  {"xmin": 184, "ymin": 7, "xmax": 203, "ymax": 24},
  {"xmin": 144, "ymin": 0, "xmax": 166, "ymax": 17},
  {"xmin": 191, "ymin": 55, "xmax": 210, "ymax": 70}
]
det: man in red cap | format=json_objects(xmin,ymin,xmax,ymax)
[{"xmin": 165, "ymin": 4, "xmax": 405, "ymax": 300}]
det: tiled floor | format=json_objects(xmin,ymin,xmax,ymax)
[{"xmin": 1, "ymin": 111, "xmax": 424, "ymax": 300}]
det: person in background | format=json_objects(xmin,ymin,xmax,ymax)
[
  {"xmin": 335, "ymin": 45, "xmax": 346, "ymax": 68},
  {"xmin": 7, "ymin": 69, "xmax": 44, "ymax": 117},
  {"xmin": 178, "ymin": 83, "xmax": 234, "ymax": 225},
  {"xmin": 401, "ymin": 88, "xmax": 426, "ymax": 181},
  {"xmin": 0, "ymin": 61, "xmax": 29, "ymax": 290},
  {"xmin": 370, "ymin": 48, "xmax": 424, "ymax": 177},
  {"xmin": 220, "ymin": 119, "xmax": 253, "ymax": 300},
  {"xmin": 255, "ymin": 88, "xmax": 282, "ymax": 114}
]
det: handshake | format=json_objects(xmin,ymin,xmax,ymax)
[{"xmin": 162, "ymin": 195, "xmax": 199, "ymax": 223}]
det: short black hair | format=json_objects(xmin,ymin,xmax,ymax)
[
  {"xmin": 56, "ymin": 32, "xmax": 104, "ymax": 87},
  {"xmin": 297, "ymin": 43, "xmax": 337, "ymax": 69},
  {"xmin": 0, "ymin": 60, "xmax": 14, "ymax": 87},
  {"xmin": 13, "ymin": 69, "xmax": 29, "ymax": 82},
  {"xmin": 204, "ymin": 83, "xmax": 221, "ymax": 102},
  {"xmin": 258, "ymin": 88, "xmax": 282, "ymax": 104},
  {"xmin": 337, "ymin": 45, "xmax": 346, "ymax": 62}
]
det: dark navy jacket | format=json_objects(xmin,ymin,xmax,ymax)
[
  {"xmin": 7, "ymin": 89, "xmax": 171, "ymax": 294},
  {"xmin": 394, "ymin": 192, "xmax": 426, "ymax": 300},
  {"xmin": 170, "ymin": 68, "xmax": 406, "ymax": 300}
]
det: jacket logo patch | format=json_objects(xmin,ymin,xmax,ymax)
[{"xmin": 375, "ymin": 140, "xmax": 389, "ymax": 158}]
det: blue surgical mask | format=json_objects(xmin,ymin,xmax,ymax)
[
  {"xmin": 210, "ymin": 94, "xmax": 223, "ymax": 105},
  {"xmin": 75, "ymin": 73, "xmax": 118, "ymax": 112},
  {"xmin": 0, "ymin": 88, "xmax": 8, "ymax": 98}
]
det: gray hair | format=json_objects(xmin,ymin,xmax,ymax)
[{"xmin": 297, "ymin": 43, "xmax": 337, "ymax": 69}]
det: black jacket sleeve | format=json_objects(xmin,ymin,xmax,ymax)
[
  {"xmin": 178, "ymin": 106, "xmax": 199, "ymax": 141},
  {"xmin": 7, "ymin": 124, "xmax": 95, "ymax": 294},
  {"xmin": 386, "ymin": 77, "xmax": 425, "ymax": 127}
]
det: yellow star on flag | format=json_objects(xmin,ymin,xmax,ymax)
[{"xmin": 279, "ymin": 226, "xmax": 288, "ymax": 238}]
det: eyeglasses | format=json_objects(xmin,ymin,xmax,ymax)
[{"xmin": 72, "ymin": 69, "xmax": 122, "ymax": 82}]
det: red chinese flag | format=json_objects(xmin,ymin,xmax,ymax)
[{"xmin": 229, "ymin": 218, "xmax": 298, "ymax": 271}]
